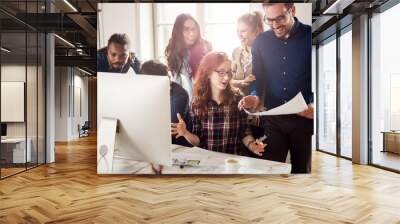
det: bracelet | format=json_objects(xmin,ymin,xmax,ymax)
[{"xmin": 247, "ymin": 140, "xmax": 255, "ymax": 148}]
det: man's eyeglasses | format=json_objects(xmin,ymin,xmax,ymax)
[
  {"xmin": 263, "ymin": 9, "xmax": 291, "ymax": 26},
  {"xmin": 214, "ymin": 69, "xmax": 232, "ymax": 78}
]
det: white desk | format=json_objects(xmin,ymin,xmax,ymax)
[
  {"xmin": 110, "ymin": 145, "xmax": 291, "ymax": 174},
  {"xmin": 1, "ymin": 138, "xmax": 31, "ymax": 163}
]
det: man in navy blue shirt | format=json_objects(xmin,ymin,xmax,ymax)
[
  {"xmin": 239, "ymin": 3, "xmax": 313, "ymax": 173},
  {"xmin": 97, "ymin": 33, "xmax": 141, "ymax": 74}
]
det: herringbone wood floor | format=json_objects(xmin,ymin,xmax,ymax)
[{"xmin": 1, "ymin": 134, "xmax": 400, "ymax": 224}]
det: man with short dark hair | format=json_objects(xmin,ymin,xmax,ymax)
[
  {"xmin": 139, "ymin": 60, "xmax": 191, "ymax": 147},
  {"xmin": 97, "ymin": 33, "xmax": 141, "ymax": 73},
  {"xmin": 239, "ymin": 3, "xmax": 313, "ymax": 173}
]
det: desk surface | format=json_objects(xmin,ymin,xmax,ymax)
[
  {"xmin": 110, "ymin": 145, "xmax": 291, "ymax": 174},
  {"xmin": 381, "ymin": 131, "xmax": 400, "ymax": 134},
  {"xmin": 1, "ymin": 138, "xmax": 26, "ymax": 143}
]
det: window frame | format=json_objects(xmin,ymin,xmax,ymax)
[{"xmin": 315, "ymin": 24, "xmax": 353, "ymax": 161}]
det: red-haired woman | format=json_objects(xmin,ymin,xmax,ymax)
[
  {"xmin": 165, "ymin": 14, "xmax": 212, "ymax": 102},
  {"xmin": 171, "ymin": 52, "xmax": 266, "ymax": 156}
]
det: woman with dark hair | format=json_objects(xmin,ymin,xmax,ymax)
[
  {"xmin": 171, "ymin": 52, "xmax": 266, "ymax": 156},
  {"xmin": 165, "ymin": 13, "xmax": 212, "ymax": 101}
]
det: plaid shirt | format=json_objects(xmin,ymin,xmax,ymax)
[{"xmin": 189, "ymin": 96, "xmax": 251, "ymax": 155}]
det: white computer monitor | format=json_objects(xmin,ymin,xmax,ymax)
[{"xmin": 97, "ymin": 72, "xmax": 172, "ymax": 172}]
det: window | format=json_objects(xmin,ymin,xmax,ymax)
[
  {"xmin": 390, "ymin": 75, "xmax": 400, "ymax": 130},
  {"xmin": 154, "ymin": 3, "xmax": 263, "ymax": 60},
  {"xmin": 154, "ymin": 3, "xmax": 197, "ymax": 60},
  {"xmin": 339, "ymin": 28, "xmax": 352, "ymax": 158},
  {"xmin": 0, "ymin": 1, "xmax": 46, "ymax": 179},
  {"xmin": 316, "ymin": 26, "xmax": 353, "ymax": 159},
  {"xmin": 317, "ymin": 36, "xmax": 337, "ymax": 155},
  {"xmin": 204, "ymin": 3, "xmax": 250, "ymax": 55},
  {"xmin": 370, "ymin": 2, "xmax": 400, "ymax": 171}
]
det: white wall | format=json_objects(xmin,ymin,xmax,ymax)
[
  {"xmin": 97, "ymin": 3, "xmax": 138, "ymax": 53},
  {"xmin": 55, "ymin": 66, "xmax": 68, "ymax": 141},
  {"xmin": 55, "ymin": 67, "xmax": 89, "ymax": 141},
  {"xmin": 294, "ymin": 3, "xmax": 312, "ymax": 26}
]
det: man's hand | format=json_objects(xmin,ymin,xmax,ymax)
[
  {"xmin": 238, "ymin": 95, "xmax": 260, "ymax": 111},
  {"xmin": 248, "ymin": 139, "xmax": 267, "ymax": 156},
  {"xmin": 151, "ymin": 164, "xmax": 163, "ymax": 174},
  {"xmin": 298, "ymin": 103, "xmax": 314, "ymax": 119}
]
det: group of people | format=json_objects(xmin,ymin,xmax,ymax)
[{"xmin": 98, "ymin": 3, "xmax": 314, "ymax": 173}]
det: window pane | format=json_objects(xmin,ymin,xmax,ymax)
[
  {"xmin": 156, "ymin": 25, "xmax": 173, "ymax": 61},
  {"xmin": 205, "ymin": 24, "xmax": 237, "ymax": 56},
  {"xmin": 390, "ymin": 75, "xmax": 400, "ymax": 129},
  {"xmin": 38, "ymin": 33, "xmax": 46, "ymax": 165},
  {"xmin": 340, "ymin": 29, "xmax": 352, "ymax": 158},
  {"xmin": 371, "ymin": 3, "xmax": 400, "ymax": 171},
  {"xmin": 155, "ymin": 3, "xmax": 196, "ymax": 59},
  {"xmin": 1, "ymin": 31, "xmax": 28, "ymax": 177},
  {"xmin": 205, "ymin": 3, "xmax": 249, "ymax": 23},
  {"xmin": 27, "ymin": 32, "xmax": 38, "ymax": 169},
  {"xmin": 156, "ymin": 3, "xmax": 196, "ymax": 24},
  {"xmin": 318, "ymin": 37, "xmax": 337, "ymax": 154}
]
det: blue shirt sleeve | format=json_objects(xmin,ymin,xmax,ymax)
[
  {"xmin": 250, "ymin": 39, "xmax": 265, "ymax": 98},
  {"xmin": 308, "ymin": 93, "xmax": 314, "ymax": 104}
]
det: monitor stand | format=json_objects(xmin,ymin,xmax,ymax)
[{"xmin": 97, "ymin": 117, "xmax": 118, "ymax": 174}]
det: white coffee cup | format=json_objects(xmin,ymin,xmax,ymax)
[{"xmin": 225, "ymin": 158, "xmax": 240, "ymax": 173}]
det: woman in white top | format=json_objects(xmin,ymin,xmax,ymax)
[
  {"xmin": 231, "ymin": 11, "xmax": 264, "ymax": 96},
  {"xmin": 231, "ymin": 12, "xmax": 265, "ymax": 144}
]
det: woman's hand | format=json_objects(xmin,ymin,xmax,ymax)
[
  {"xmin": 240, "ymin": 80, "xmax": 250, "ymax": 87},
  {"xmin": 171, "ymin": 113, "xmax": 188, "ymax": 138},
  {"xmin": 239, "ymin": 74, "xmax": 256, "ymax": 87},
  {"xmin": 245, "ymin": 74, "xmax": 256, "ymax": 83},
  {"xmin": 171, "ymin": 113, "xmax": 201, "ymax": 146},
  {"xmin": 248, "ymin": 139, "xmax": 266, "ymax": 156}
]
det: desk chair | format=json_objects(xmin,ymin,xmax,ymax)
[{"xmin": 79, "ymin": 121, "xmax": 90, "ymax": 138}]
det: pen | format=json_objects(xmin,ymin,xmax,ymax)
[{"xmin": 258, "ymin": 135, "xmax": 267, "ymax": 142}]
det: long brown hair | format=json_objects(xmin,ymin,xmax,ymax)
[
  {"xmin": 192, "ymin": 52, "xmax": 237, "ymax": 119},
  {"xmin": 165, "ymin": 14, "xmax": 210, "ymax": 78}
]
